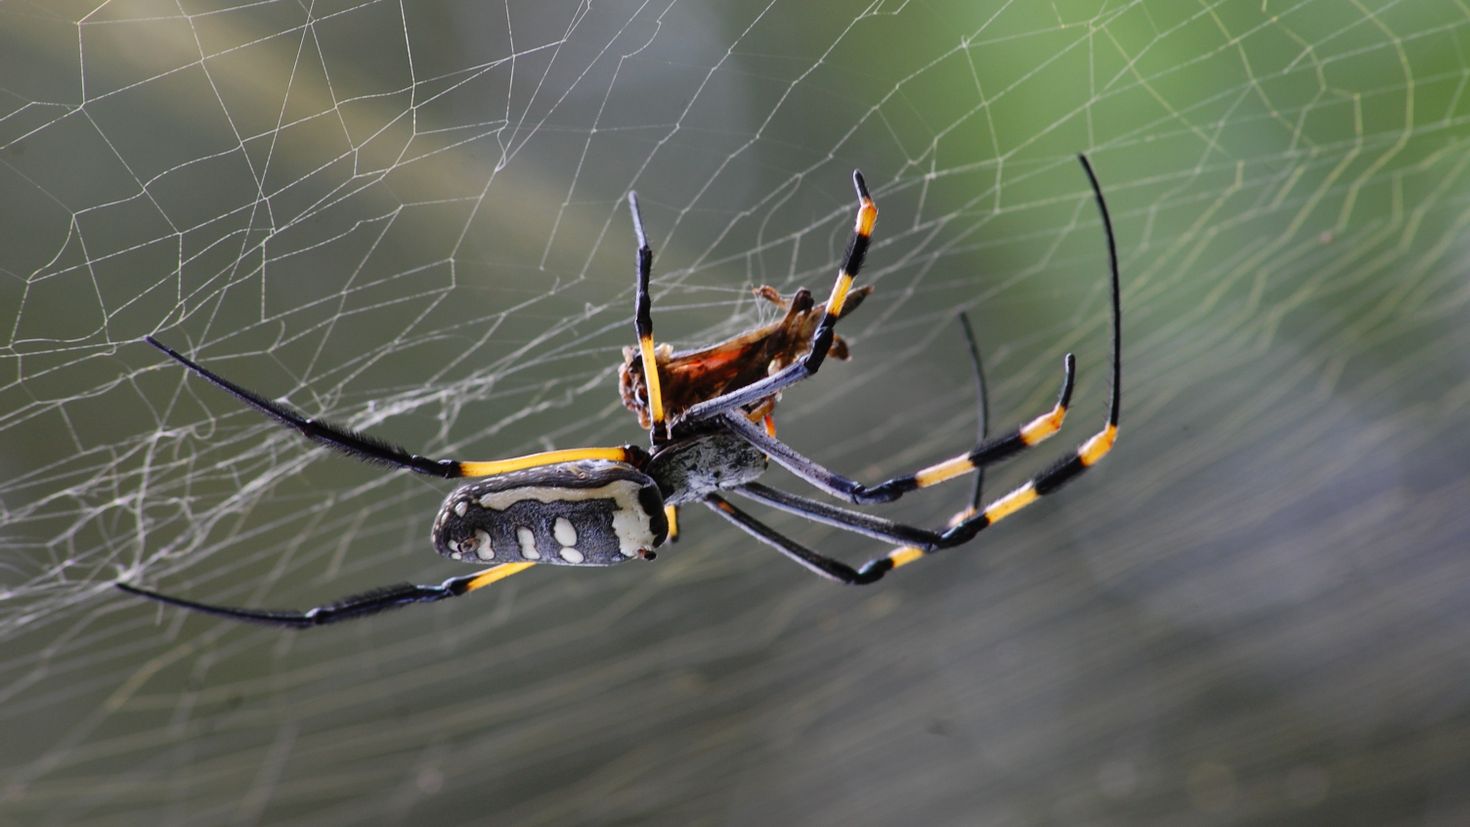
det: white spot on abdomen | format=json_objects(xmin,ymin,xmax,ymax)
[
  {"xmin": 516, "ymin": 526, "xmax": 540, "ymax": 560},
  {"xmin": 558, "ymin": 547, "xmax": 585, "ymax": 564},
  {"xmin": 553, "ymin": 517, "xmax": 577, "ymax": 547},
  {"xmin": 474, "ymin": 529, "xmax": 494, "ymax": 561}
]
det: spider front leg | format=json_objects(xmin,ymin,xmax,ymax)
[
  {"xmin": 713, "ymin": 153, "xmax": 1123, "ymax": 584},
  {"xmin": 144, "ymin": 337, "xmax": 641, "ymax": 479},
  {"xmin": 627, "ymin": 191, "xmax": 669, "ymax": 444},
  {"xmin": 680, "ymin": 170, "xmax": 878, "ymax": 424}
]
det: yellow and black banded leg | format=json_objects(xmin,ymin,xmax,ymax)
[
  {"xmin": 664, "ymin": 505, "xmax": 680, "ymax": 542},
  {"xmin": 730, "ymin": 311, "xmax": 994, "ymax": 555},
  {"xmin": 862, "ymin": 414, "xmax": 1118, "ymax": 579},
  {"xmin": 144, "ymin": 337, "xmax": 645, "ymax": 479},
  {"xmin": 627, "ymin": 191, "xmax": 669, "ymax": 443},
  {"xmin": 713, "ymin": 153, "xmax": 1121, "ymax": 585},
  {"xmin": 703, "ymin": 495, "xmax": 886, "ymax": 584},
  {"xmin": 715, "ymin": 411, "xmax": 1116, "ymax": 584},
  {"xmin": 703, "ymin": 493, "xmax": 989, "ymax": 585},
  {"xmin": 716, "ymin": 351, "xmax": 1074, "ymax": 505},
  {"xmin": 682, "ymin": 170, "xmax": 878, "ymax": 423},
  {"xmin": 116, "ymin": 562, "xmax": 536, "ymax": 628},
  {"xmin": 837, "ymin": 153, "xmax": 1122, "ymax": 581}
]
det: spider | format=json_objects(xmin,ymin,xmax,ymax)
[{"xmin": 117, "ymin": 154, "xmax": 1121, "ymax": 629}]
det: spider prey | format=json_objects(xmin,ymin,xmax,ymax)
[
  {"xmin": 618, "ymin": 282, "xmax": 872, "ymax": 432},
  {"xmin": 117, "ymin": 155, "xmax": 1121, "ymax": 628}
]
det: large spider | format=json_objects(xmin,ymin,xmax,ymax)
[{"xmin": 117, "ymin": 154, "xmax": 1121, "ymax": 628}]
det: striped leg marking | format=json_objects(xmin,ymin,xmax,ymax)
[
  {"xmin": 716, "ymin": 352, "xmax": 1075, "ymax": 506},
  {"xmin": 710, "ymin": 154, "xmax": 1122, "ymax": 586},
  {"xmin": 869, "ymin": 421, "xmax": 1118, "ymax": 578},
  {"xmin": 681, "ymin": 171, "xmax": 878, "ymax": 423},
  {"xmin": 458, "ymin": 446, "xmax": 643, "ymax": 478},
  {"xmin": 145, "ymin": 336, "xmax": 641, "ymax": 481},
  {"xmin": 628, "ymin": 192, "xmax": 667, "ymax": 440},
  {"xmin": 863, "ymin": 153, "xmax": 1123, "ymax": 580}
]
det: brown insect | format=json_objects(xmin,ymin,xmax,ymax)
[{"xmin": 619, "ymin": 283, "xmax": 872, "ymax": 430}]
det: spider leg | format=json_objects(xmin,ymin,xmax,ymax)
[
  {"xmin": 716, "ymin": 351, "xmax": 1074, "ymax": 505},
  {"xmin": 732, "ymin": 483, "xmax": 941, "ymax": 547},
  {"xmin": 627, "ymin": 191, "xmax": 669, "ymax": 443},
  {"xmin": 911, "ymin": 153, "xmax": 1118, "ymax": 560},
  {"xmin": 703, "ymin": 495, "xmax": 880, "ymax": 584},
  {"xmin": 864, "ymin": 384, "xmax": 1118, "ymax": 580},
  {"xmin": 713, "ymin": 154, "xmax": 1120, "ymax": 584},
  {"xmin": 727, "ymin": 311, "xmax": 995, "ymax": 549},
  {"xmin": 116, "ymin": 563, "xmax": 535, "ymax": 628},
  {"xmin": 718, "ymin": 153, "xmax": 1119, "ymax": 508},
  {"xmin": 680, "ymin": 170, "xmax": 878, "ymax": 423},
  {"xmin": 145, "ymin": 337, "xmax": 641, "ymax": 479},
  {"xmin": 878, "ymin": 310, "xmax": 991, "ymax": 560},
  {"xmin": 957, "ymin": 310, "xmax": 990, "ymax": 509},
  {"xmin": 711, "ymin": 411, "xmax": 1112, "ymax": 584}
]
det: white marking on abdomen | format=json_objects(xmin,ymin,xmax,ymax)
[
  {"xmin": 558, "ymin": 547, "xmax": 585, "ymax": 564},
  {"xmin": 516, "ymin": 526, "xmax": 540, "ymax": 560},
  {"xmin": 553, "ymin": 517, "xmax": 577, "ymax": 547},
  {"xmin": 478, "ymin": 478, "xmax": 656, "ymax": 558}
]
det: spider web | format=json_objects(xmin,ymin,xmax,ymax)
[{"xmin": 3, "ymin": 1, "xmax": 1470, "ymax": 824}]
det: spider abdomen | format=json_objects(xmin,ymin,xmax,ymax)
[{"xmin": 433, "ymin": 461, "xmax": 668, "ymax": 566}]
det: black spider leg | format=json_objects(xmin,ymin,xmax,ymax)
[
  {"xmin": 144, "ymin": 337, "xmax": 641, "ymax": 479},
  {"xmin": 716, "ymin": 351, "xmax": 1074, "ymax": 505},
  {"xmin": 958, "ymin": 310, "xmax": 990, "ymax": 510},
  {"xmin": 117, "ymin": 563, "xmax": 534, "ymax": 629},
  {"xmin": 680, "ymin": 170, "xmax": 878, "ymax": 425},
  {"xmin": 712, "ymin": 152, "xmax": 1122, "ymax": 584},
  {"xmin": 146, "ymin": 336, "xmax": 459, "ymax": 477},
  {"xmin": 732, "ymin": 483, "xmax": 942, "ymax": 546},
  {"xmin": 724, "ymin": 312, "xmax": 995, "ymax": 550},
  {"xmin": 703, "ymin": 495, "xmax": 883, "ymax": 584},
  {"xmin": 627, "ymin": 191, "xmax": 670, "ymax": 444}
]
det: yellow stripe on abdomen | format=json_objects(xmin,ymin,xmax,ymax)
[{"xmin": 459, "ymin": 447, "xmax": 631, "ymax": 478}]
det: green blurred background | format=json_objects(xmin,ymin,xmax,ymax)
[{"xmin": 3, "ymin": 1, "xmax": 1469, "ymax": 824}]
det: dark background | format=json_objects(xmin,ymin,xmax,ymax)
[{"xmin": 2, "ymin": 2, "xmax": 1469, "ymax": 825}]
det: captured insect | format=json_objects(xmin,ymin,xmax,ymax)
[
  {"xmin": 618, "ymin": 282, "xmax": 872, "ymax": 433},
  {"xmin": 117, "ymin": 154, "xmax": 1121, "ymax": 628}
]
